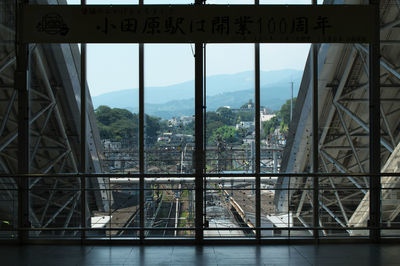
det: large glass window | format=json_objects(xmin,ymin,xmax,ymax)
[{"xmin": 5, "ymin": 1, "xmax": 399, "ymax": 242}]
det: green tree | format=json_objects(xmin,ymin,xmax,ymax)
[
  {"xmin": 216, "ymin": 107, "xmax": 236, "ymax": 126},
  {"xmin": 235, "ymin": 110, "xmax": 253, "ymax": 122},
  {"xmin": 95, "ymin": 106, "xmax": 161, "ymax": 146},
  {"xmin": 209, "ymin": 126, "xmax": 239, "ymax": 144},
  {"xmin": 278, "ymin": 97, "xmax": 296, "ymax": 132},
  {"xmin": 260, "ymin": 97, "xmax": 296, "ymax": 138},
  {"xmin": 262, "ymin": 116, "xmax": 279, "ymax": 138},
  {"xmin": 145, "ymin": 115, "xmax": 161, "ymax": 144},
  {"xmin": 95, "ymin": 105, "xmax": 114, "ymax": 126},
  {"xmin": 206, "ymin": 121, "xmax": 225, "ymax": 144},
  {"xmin": 240, "ymin": 99, "xmax": 254, "ymax": 109}
]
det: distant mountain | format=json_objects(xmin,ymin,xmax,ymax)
[{"xmin": 92, "ymin": 69, "xmax": 303, "ymax": 119}]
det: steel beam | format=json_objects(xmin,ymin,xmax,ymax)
[
  {"xmin": 39, "ymin": 179, "xmax": 58, "ymax": 225},
  {"xmin": 42, "ymin": 192, "xmax": 78, "ymax": 228},
  {"xmin": 0, "ymin": 89, "xmax": 16, "ymax": 139},
  {"xmin": 0, "ymin": 54, "xmax": 16, "ymax": 75},
  {"xmin": 380, "ymin": 18, "xmax": 400, "ymax": 31},
  {"xmin": 339, "ymin": 98, "xmax": 400, "ymax": 103},
  {"xmin": 320, "ymin": 150, "xmax": 367, "ymax": 194},
  {"xmin": 334, "ymin": 102, "xmax": 365, "ymax": 173},
  {"xmin": 355, "ymin": 45, "xmax": 369, "ymax": 77},
  {"xmin": 328, "ymin": 177, "xmax": 349, "ymax": 224},
  {"xmin": 297, "ymin": 216, "xmax": 313, "ymax": 236},
  {"xmin": 380, "ymin": 106, "xmax": 396, "ymax": 148},
  {"xmin": 319, "ymin": 47, "xmax": 358, "ymax": 150},
  {"xmin": 61, "ymin": 192, "xmax": 80, "ymax": 235},
  {"xmin": 296, "ymin": 177, "xmax": 311, "ymax": 218},
  {"xmin": 355, "ymin": 43, "xmax": 400, "ymax": 82},
  {"xmin": 335, "ymin": 101, "xmax": 393, "ymax": 152},
  {"xmin": 38, "ymin": 150, "xmax": 70, "ymax": 173},
  {"xmin": 320, "ymin": 155, "xmax": 350, "ymax": 224},
  {"xmin": 319, "ymin": 201, "xmax": 349, "ymax": 231},
  {"xmin": 29, "ymin": 104, "xmax": 55, "ymax": 167},
  {"xmin": 33, "ymin": 48, "xmax": 78, "ymax": 171},
  {"xmin": 31, "ymin": 87, "xmax": 51, "ymax": 102},
  {"xmin": 340, "ymin": 82, "xmax": 368, "ymax": 99}
]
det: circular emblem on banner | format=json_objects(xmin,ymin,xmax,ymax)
[{"xmin": 36, "ymin": 13, "xmax": 69, "ymax": 36}]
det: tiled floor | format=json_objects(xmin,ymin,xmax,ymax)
[{"xmin": 1, "ymin": 243, "xmax": 399, "ymax": 265}]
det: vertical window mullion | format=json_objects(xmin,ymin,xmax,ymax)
[
  {"xmin": 369, "ymin": 0, "xmax": 381, "ymax": 242},
  {"xmin": 254, "ymin": 0, "xmax": 261, "ymax": 242},
  {"xmin": 311, "ymin": 0, "xmax": 319, "ymax": 241},
  {"xmin": 194, "ymin": 41, "xmax": 204, "ymax": 243},
  {"xmin": 16, "ymin": 0, "xmax": 30, "ymax": 242},
  {"xmin": 194, "ymin": 0, "xmax": 205, "ymax": 244},
  {"xmin": 254, "ymin": 43, "xmax": 261, "ymax": 241},
  {"xmin": 80, "ymin": 0, "xmax": 87, "ymax": 243},
  {"xmin": 139, "ymin": 0, "xmax": 145, "ymax": 244}
]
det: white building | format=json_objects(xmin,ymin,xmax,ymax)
[
  {"xmin": 168, "ymin": 116, "xmax": 194, "ymax": 127},
  {"xmin": 261, "ymin": 113, "xmax": 276, "ymax": 122},
  {"xmin": 236, "ymin": 121, "xmax": 255, "ymax": 131}
]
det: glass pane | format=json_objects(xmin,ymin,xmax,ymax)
[
  {"xmin": 260, "ymin": 0, "xmax": 311, "ymax": 4},
  {"xmin": 260, "ymin": 44, "xmax": 309, "ymax": 175},
  {"xmin": 86, "ymin": 0, "xmax": 138, "ymax": 4},
  {"xmin": 89, "ymin": 44, "xmax": 139, "ymax": 174},
  {"xmin": 144, "ymin": 44, "xmax": 195, "ymax": 174},
  {"xmin": 0, "ymin": 177, "xmax": 17, "ymax": 239},
  {"xmin": 205, "ymin": 44, "xmax": 254, "ymax": 174},
  {"xmin": 380, "ymin": 29, "xmax": 400, "ymax": 237},
  {"xmin": 319, "ymin": 176, "xmax": 369, "ymax": 237},
  {"xmin": 145, "ymin": 0, "xmax": 193, "ymax": 3},
  {"xmin": 318, "ymin": 43, "xmax": 370, "ymax": 175},
  {"xmin": 28, "ymin": 43, "xmax": 84, "ymax": 238},
  {"xmin": 29, "ymin": 177, "xmax": 82, "ymax": 239},
  {"xmin": 262, "ymin": 176, "xmax": 312, "ymax": 238},
  {"xmin": 381, "ymin": 176, "xmax": 400, "ymax": 237},
  {"xmin": 260, "ymin": 44, "xmax": 310, "ymax": 238},
  {"xmin": 315, "ymin": 43, "xmax": 370, "ymax": 237},
  {"xmin": 204, "ymin": 177, "xmax": 255, "ymax": 238},
  {"xmin": 144, "ymin": 178, "xmax": 195, "ymax": 238},
  {"xmin": 65, "ymin": 0, "xmax": 83, "ymax": 4},
  {"xmin": 0, "ymin": 0, "xmax": 17, "ymax": 240},
  {"xmin": 87, "ymin": 44, "xmax": 139, "ymax": 239},
  {"xmin": 207, "ymin": 0, "xmax": 254, "ymax": 4},
  {"xmin": 87, "ymin": 177, "xmax": 139, "ymax": 239},
  {"xmin": 265, "ymin": 177, "xmax": 314, "ymax": 238}
]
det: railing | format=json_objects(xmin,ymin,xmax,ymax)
[{"xmin": 0, "ymin": 172, "xmax": 399, "ymax": 242}]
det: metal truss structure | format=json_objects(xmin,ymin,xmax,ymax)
[
  {"xmin": 0, "ymin": 0, "xmax": 110, "ymax": 235},
  {"xmin": 277, "ymin": 0, "xmax": 400, "ymax": 236}
]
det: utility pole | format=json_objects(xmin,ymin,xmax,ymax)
[{"xmin": 290, "ymin": 81, "xmax": 294, "ymax": 121}]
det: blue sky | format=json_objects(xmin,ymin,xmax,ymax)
[{"xmin": 68, "ymin": 0, "xmax": 316, "ymax": 95}]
